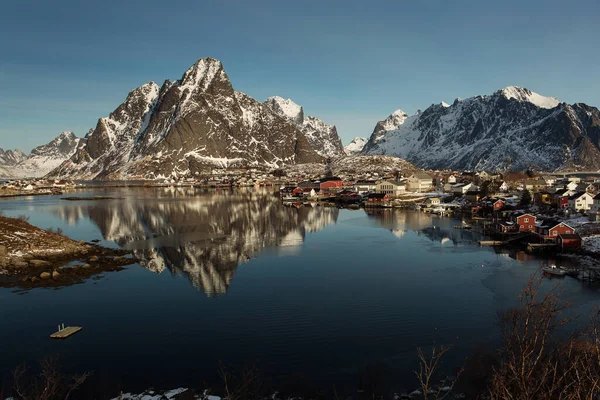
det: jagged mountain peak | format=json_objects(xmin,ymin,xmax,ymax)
[
  {"xmin": 263, "ymin": 96, "xmax": 343, "ymax": 158},
  {"xmin": 497, "ymin": 86, "xmax": 561, "ymax": 109},
  {"xmin": 31, "ymin": 130, "xmax": 79, "ymax": 157},
  {"xmin": 49, "ymin": 57, "xmax": 325, "ymax": 180},
  {"xmin": 344, "ymin": 137, "xmax": 368, "ymax": 155},
  {"xmin": 180, "ymin": 58, "xmax": 224, "ymax": 89},
  {"xmin": 374, "ymin": 109, "xmax": 409, "ymax": 133},
  {"xmin": 264, "ymin": 96, "xmax": 304, "ymax": 125}
]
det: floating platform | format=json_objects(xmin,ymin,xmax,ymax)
[{"xmin": 50, "ymin": 326, "xmax": 82, "ymax": 339}]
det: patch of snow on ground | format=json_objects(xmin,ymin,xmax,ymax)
[{"xmin": 583, "ymin": 235, "xmax": 600, "ymax": 253}]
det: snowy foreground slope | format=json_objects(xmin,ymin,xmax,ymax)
[
  {"xmin": 362, "ymin": 86, "xmax": 600, "ymax": 171},
  {"xmin": 0, "ymin": 131, "xmax": 81, "ymax": 178},
  {"xmin": 48, "ymin": 58, "xmax": 344, "ymax": 180}
]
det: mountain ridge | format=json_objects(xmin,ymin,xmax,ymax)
[{"xmin": 362, "ymin": 86, "xmax": 600, "ymax": 171}]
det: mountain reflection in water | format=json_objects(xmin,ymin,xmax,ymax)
[{"xmin": 52, "ymin": 188, "xmax": 339, "ymax": 296}]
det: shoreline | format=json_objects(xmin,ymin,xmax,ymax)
[{"xmin": 0, "ymin": 215, "xmax": 138, "ymax": 289}]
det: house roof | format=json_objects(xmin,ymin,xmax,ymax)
[
  {"xmin": 568, "ymin": 191, "xmax": 588, "ymax": 200},
  {"xmin": 367, "ymin": 193, "xmax": 388, "ymax": 199},
  {"xmin": 411, "ymin": 173, "xmax": 432, "ymax": 180},
  {"xmin": 554, "ymin": 188, "xmax": 568, "ymax": 196},
  {"xmin": 354, "ymin": 180, "xmax": 377, "ymax": 185},
  {"xmin": 558, "ymin": 233, "xmax": 582, "ymax": 240},
  {"xmin": 379, "ymin": 180, "xmax": 405, "ymax": 186}
]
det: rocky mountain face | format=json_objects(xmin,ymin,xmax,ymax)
[
  {"xmin": 344, "ymin": 137, "xmax": 368, "ymax": 154},
  {"xmin": 0, "ymin": 149, "xmax": 27, "ymax": 166},
  {"xmin": 50, "ymin": 58, "xmax": 324, "ymax": 180},
  {"xmin": 362, "ymin": 86, "xmax": 600, "ymax": 171},
  {"xmin": 264, "ymin": 96, "xmax": 344, "ymax": 158},
  {"xmin": 0, "ymin": 131, "xmax": 81, "ymax": 178}
]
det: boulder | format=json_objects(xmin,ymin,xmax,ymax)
[
  {"xmin": 40, "ymin": 272, "xmax": 51, "ymax": 279},
  {"xmin": 13, "ymin": 261, "xmax": 28, "ymax": 268},
  {"xmin": 89, "ymin": 256, "xmax": 99, "ymax": 262},
  {"xmin": 81, "ymin": 264, "xmax": 91, "ymax": 269},
  {"xmin": 52, "ymin": 270, "xmax": 60, "ymax": 279},
  {"xmin": 30, "ymin": 259, "xmax": 51, "ymax": 267},
  {"xmin": 0, "ymin": 245, "xmax": 7, "ymax": 257}
]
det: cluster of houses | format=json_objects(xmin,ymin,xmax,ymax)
[
  {"xmin": 0, "ymin": 178, "xmax": 76, "ymax": 194},
  {"xmin": 491, "ymin": 201, "xmax": 584, "ymax": 249},
  {"xmin": 280, "ymin": 173, "xmax": 436, "ymax": 205}
]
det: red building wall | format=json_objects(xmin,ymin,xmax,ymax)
[
  {"xmin": 549, "ymin": 223, "xmax": 575, "ymax": 238},
  {"xmin": 320, "ymin": 180, "xmax": 344, "ymax": 189},
  {"xmin": 517, "ymin": 214, "xmax": 536, "ymax": 232}
]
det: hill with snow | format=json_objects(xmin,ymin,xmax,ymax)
[
  {"xmin": 362, "ymin": 86, "xmax": 600, "ymax": 171},
  {"xmin": 0, "ymin": 131, "xmax": 82, "ymax": 178}
]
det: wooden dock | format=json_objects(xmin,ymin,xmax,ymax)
[
  {"xmin": 50, "ymin": 326, "xmax": 82, "ymax": 339},
  {"xmin": 479, "ymin": 240, "xmax": 504, "ymax": 246}
]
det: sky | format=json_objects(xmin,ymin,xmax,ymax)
[{"xmin": 1, "ymin": 0, "xmax": 599, "ymax": 153}]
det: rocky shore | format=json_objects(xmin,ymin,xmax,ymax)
[{"xmin": 0, "ymin": 215, "xmax": 138, "ymax": 289}]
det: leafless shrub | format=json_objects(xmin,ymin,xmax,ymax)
[
  {"xmin": 11, "ymin": 356, "xmax": 91, "ymax": 400},
  {"xmin": 17, "ymin": 214, "xmax": 30, "ymax": 222},
  {"xmin": 414, "ymin": 344, "xmax": 463, "ymax": 400},
  {"xmin": 219, "ymin": 361, "xmax": 263, "ymax": 400}
]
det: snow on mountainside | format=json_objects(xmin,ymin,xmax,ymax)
[
  {"xmin": 362, "ymin": 86, "xmax": 600, "ymax": 171},
  {"xmin": 264, "ymin": 96, "xmax": 344, "ymax": 158},
  {"xmin": 50, "ymin": 58, "xmax": 323, "ymax": 180},
  {"xmin": 344, "ymin": 137, "xmax": 368, "ymax": 154},
  {"xmin": 0, "ymin": 131, "xmax": 81, "ymax": 178},
  {"xmin": 0, "ymin": 149, "xmax": 27, "ymax": 166}
]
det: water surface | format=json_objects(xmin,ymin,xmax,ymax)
[{"xmin": 1, "ymin": 187, "xmax": 599, "ymax": 394}]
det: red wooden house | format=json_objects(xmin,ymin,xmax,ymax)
[
  {"xmin": 548, "ymin": 222, "xmax": 576, "ymax": 239},
  {"xmin": 366, "ymin": 193, "xmax": 389, "ymax": 205},
  {"xmin": 493, "ymin": 199, "xmax": 505, "ymax": 211},
  {"xmin": 557, "ymin": 233, "xmax": 582, "ymax": 250},
  {"xmin": 516, "ymin": 214, "xmax": 536, "ymax": 232}
]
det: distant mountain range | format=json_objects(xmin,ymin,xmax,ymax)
[
  {"xmin": 0, "ymin": 131, "xmax": 81, "ymax": 178},
  {"xmin": 362, "ymin": 86, "xmax": 600, "ymax": 171},
  {"xmin": 3, "ymin": 59, "xmax": 600, "ymax": 179}
]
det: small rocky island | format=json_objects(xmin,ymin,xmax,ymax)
[{"xmin": 0, "ymin": 215, "xmax": 137, "ymax": 289}]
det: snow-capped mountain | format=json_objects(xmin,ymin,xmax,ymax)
[
  {"xmin": 0, "ymin": 149, "xmax": 27, "ymax": 166},
  {"xmin": 264, "ymin": 96, "xmax": 344, "ymax": 158},
  {"xmin": 50, "ymin": 58, "xmax": 323, "ymax": 180},
  {"xmin": 344, "ymin": 137, "xmax": 368, "ymax": 154},
  {"xmin": 362, "ymin": 86, "xmax": 600, "ymax": 171},
  {"xmin": 0, "ymin": 131, "xmax": 81, "ymax": 178}
]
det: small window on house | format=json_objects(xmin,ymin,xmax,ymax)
[
  {"xmin": 553, "ymin": 231, "xmax": 557, "ymax": 236},
  {"xmin": 524, "ymin": 218, "xmax": 529, "ymax": 223},
  {"xmin": 566, "ymin": 230, "xmax": 571, "ymax": 234}
]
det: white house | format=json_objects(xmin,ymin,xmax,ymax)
[
  {"xmin": 407, "ymin": 173, "xmax": 433, "ymax": 193},
  {"xmin": 452, "ymin": 182, "xmax": 479, "ymax": 196},
  {"xmin": 376, "ymin": 180, "xmax": 406, "ymax": 196},
  {"xmin": 447, "ymin": 175, "xmax": 457, "ymax": 184},
  {"xmin": 568, "ymin": 192, "xmax": 594, "ymax": 212},
  {"xmin": 353, "ymin": 180, "xmax": 377, "ymax": 194},
  {"xmin": 567, "ymin": 181, "xmax": 579, "ymax": 191},
  {"xmin": 499, "ymin": 181, "xmax": 509, "ymax": 192}
]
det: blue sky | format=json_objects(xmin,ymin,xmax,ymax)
[{"xmin": 1, "ymin": 0, "xmax": 599, "ymax": 152}]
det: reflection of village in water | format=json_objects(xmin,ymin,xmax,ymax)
[{"xmin": 50, "ymin": 187, "xmax": 571, "ymax": 296}]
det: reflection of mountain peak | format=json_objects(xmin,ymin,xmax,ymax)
[{"xmin": 55, "ymin": 189, "xmax": 338, "ymax": 296}]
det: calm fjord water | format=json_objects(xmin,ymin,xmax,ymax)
[{"xmin": 1, "ymin": 187, "xmax": 600, "ymax": 394}]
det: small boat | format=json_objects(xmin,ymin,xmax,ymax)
[{"xmin": 542, "ymin": 264, "xmax": 568, "ymax": 276}]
